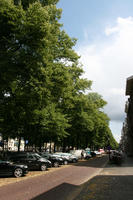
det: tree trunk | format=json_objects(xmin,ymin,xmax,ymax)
[
  {"xmin": 18, "ymin": 137, "xmax": 21, "ymax": 152},
  {"xmin": 49, "ymin": 142, "xmax": 52, "ymax": 153}
]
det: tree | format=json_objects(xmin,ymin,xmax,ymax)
[{"xmin": 0, "ymin": 0, "xmax": 117, "ymax": 151}]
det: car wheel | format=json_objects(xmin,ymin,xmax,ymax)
[
  {"xmin": 85, "ymin": 156, "xmax": 90, "ymax": 160},
  {"xmin": 40, "ymin": 164, "xmax": 47, "ymax": 171},
  {"xmin": 64, "ymin": 160, "xmax": 68, "ymax": 165},
  {"xmin": 53, "ymin": 162, "xmax": 59, "ymax": 167},
  {"xmin": 73, "ymin": 159, "xmax": 77, "ymax": 163},
  {"xmin": 14, "ymin": 168, "xmax": 23, "ymax": 178}
]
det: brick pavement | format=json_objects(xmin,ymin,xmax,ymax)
[{"xmin": 0, "ymin": 155, "xmax": 108, "ymax": 200}]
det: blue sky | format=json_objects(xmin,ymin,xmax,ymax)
[
  {"xmin": 58, "ymin": 0, "xmax": 133, "ymax": 43},
  {"xmin": 57, "ymin": 0, "xmax": 133, "ymax": 142}
]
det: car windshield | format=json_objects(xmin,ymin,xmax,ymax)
[
  {"xmin": 31, "ymin": 153, "xmax": 41, "ymax": 159},
  {"xmin": 42, "ymin": 153, "xmax": 50, "ymax": 156},
  {"xmin": 0, "ymin": 160, "xmax": 11, "ymax": 164},
  {"xmin": 55, "ymin": 153, "xmax": 70, "ymax": 158},
  {"xmin": 0, "ymin": 160, "xmax": 5, "ymax": 164}
]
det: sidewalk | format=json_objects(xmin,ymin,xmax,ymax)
[{"xmin": 74, "ymin": 155, "xmax": 133, "ymax": 200}]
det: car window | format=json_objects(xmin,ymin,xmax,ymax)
[
  {"xmin": 42, "ymin": 154, "xmax": 49, "ymax": 158},
  {"xmin": 13, "ymin": 155, "xmax": 27, "ymax": 160},
  {"xmin": 27, "ymin": 154, "xmax": 35, "ymax": 159},
  {"xmin": 0, "ymin": 160, "xmax": 6, "ymax": 164},
  {"xmin": 33, "ymin": 154, "xmax": 41, "ymax": 159}
]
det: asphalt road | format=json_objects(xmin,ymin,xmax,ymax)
[
  {"xmin": 0, "ymin": 155, "xmax": 108, "ymax": 200},
  {"xmin": 74, "ymin": 155, "xmax": 133, "ymax": 200}
]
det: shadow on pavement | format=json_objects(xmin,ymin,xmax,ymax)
[
  {"xmin": 31, "ymin": 182, "xmax": 81, "ymax": 200},
  {"xmin": 105, "ymin": 155, "xmax": 133, "ymax": 168},
  {"xmin": 31, "ymin": 156, "xmax": 133, "ymax": 200},
  {"xmin": 31, "ymin": 174, "xmax": 133, "ymax": 200},
  {"xmin": 74, "ymin": 175, "xmax": 133, "ymax": 200}
]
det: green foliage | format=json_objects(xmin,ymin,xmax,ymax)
[
  {"xmin": 61, "ymin": 91, "xmax": 114, "ymax": 149},
  {"xmin": 0, "ymin": 0, "xmax": 117, "ymax": 150},
  {"xmin": 13, "ymin": 0, "xmax": 59, "ymax": 9}
]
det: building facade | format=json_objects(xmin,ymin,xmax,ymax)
[{"xmin": 121, "ymin": 76, "xmax": 133, "ymax": 155}]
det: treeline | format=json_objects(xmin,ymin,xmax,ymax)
[{"xmin": 0, "ymin": 0, "xmax": 118, "ymax": 151}]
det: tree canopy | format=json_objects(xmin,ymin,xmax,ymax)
[{"xmin": 0, "ymin": 0, "xmax": 118, "ymax": 151}]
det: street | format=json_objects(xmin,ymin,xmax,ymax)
[
  {"xmin": 0, "ymin": 155, "xmax": 108, "ymax": 200},
  {"xmin": 1, "ymin": 154, "xmax": 133, "ymax": 200}
]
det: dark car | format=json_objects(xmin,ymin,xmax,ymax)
[
  {"xmin": 51, "ymin": 153, "xmax": 69, "ymax": 165},
  {"xmin": 39, "ymin": 152, "xmax": 64, "ymax": 167},
  {"xmin": 109, "ymin": 150, "xmax": 123, "ymax": 164},
  {"xmin": 90, "ymin": 151, "xmax": 97, "ymax": 157},
  {"xmin": 7, "ymin": 152, "xmax": 52, "ymax": 171},
  {"xmin": 0, "ymin": 160, "xmax": 28, "ymax": 177}
]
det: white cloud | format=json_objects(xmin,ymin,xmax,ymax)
[
  {"xmin": 77, "ymin": 17, "xmax": 133, "ymax": 142},
  {"xmin": 105, "ymin": 26, "xmax": 119, "ymax": 36}
]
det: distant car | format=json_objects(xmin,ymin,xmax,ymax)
[
  {"xmin": 84, "ymin": 153, "xmax": 92, "ymax": 159},
  {"xmin": 54, "ymin": 152, "xmax": 78, "ymax": 163},
  {"xmin": 7, "ymin": 152, "xmax": 52, "ymax": 171},
  {"xmin": 0, "ymin": 160, "xmax": 28, "ymax": 178},
  {"xmin": 52, "ymin": 153, "xmax": 69, "ymax": 165},
  {"xmin": 109, "ymin": 150, "xmax": 124, "ymax": 164},
  {"xmin": 39, "ymin": 153, "xmax": 64, "ymax": 167},
  {"xmin": 98, "ymin": 149, "xmax": 105, "ymax": 154},
  {"xmin": 94, "ymin": 151, "xmax": 102, "ymax": 156},
  {"xmin": 70, "ymin": 150, "xmax": 84, "ymax": 159},
  {"xmin": 70, "ymin": 149, "xmax": 90, "ymax": 159},
  {"xmin": 85, "ymin": 149, "xmax": 92, "ymax": 159},
  {"xmin": 90, "ymin": 151, "xmax": 96, "ymax": 157}
]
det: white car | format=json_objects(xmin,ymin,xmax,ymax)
[
  {"xmin": 94, "ymin": 151, "xmax": 102, "ymax": 155},
  {"xmin": 70, "ymin": 150, "xmax": 85, "ymax": 159},
  {"xmin": 55, "ymin": 152, "xmax": 78, "ymax": 163}
]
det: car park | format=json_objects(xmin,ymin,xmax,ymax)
[
  {"xmin": 70, "ymin": 149, "xmax": 91, "ymax": 160},
  {"xmin": 84, "ymin": 148, "xmax": 92, "ymax": 159},
  {"xmin": 54, "ymin": 152, "xmax": 78, "ymax": 163},
  {"xmin": 98, "ymin": 149, "xmax": 105, "ymax": 154},
  {"xmin": 70, "ymin": 150, "xmax": 84, "ymax": 159},
  {"xmin": 90, "ymin": 151, "xmax": 97, "ymax": 157},
  {"xmin": 84, "ymin": 153, "xmax": 92, "ymax": 159},
  {"xmin": 0, "ymin": 160, "xmax": 28, "ymax": 177},
  {"xmin": 39, "ymin": 152, "xmax": 64, "ymax": 167},
  {"xmin": 94, "ymin": 150, "xmax": 102, "ymax": 156},
  {"xmin": 51, "ymin": 153, "xmax": 69, "ymax": 165},
  {"xmin": 6, "ymin": 152, "xmax": 52, "ymax": 171}
]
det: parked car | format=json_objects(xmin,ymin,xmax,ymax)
[
  {"xmin": 98, "ymin": 149, "xmax": 105, "ymax": 154},
  {"xmin": 39, "ymin": 152, "xmax": 64, "ymax": 167},
  {"xmin": 51, "ymin": 153, "xmax": 69, "ymax": 165},
  {"xmin": 7, "ymin": 152, "xmax": 52, "ymax": 171},
  {"xmin": 90, "ymin": 151, "xmax": 97, "ymax": 157},
  {"xmin": 54, "ymin": 152, "xmax": 78, "ymax": 163},
  {"xmin": 84, "ymin": 153, "xmax": 92, "ymax": 159},
  {"xmin": 84, "ymin": 148, "xmax": 92, "ymax": 159},
  {"xmin": 70, "ymin": 150, "xmax": 84, "ymax": 159},
  {"xmin": 0, "ymin": 160, "xmax": 28, "ymax": 177},
  {"xmin": 71, "ymin": 148, "xmax": 92, "ymax": 160},
  {"xmin": 94, "ymin": 150, "xmax": 102, "ymax": 156}
]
